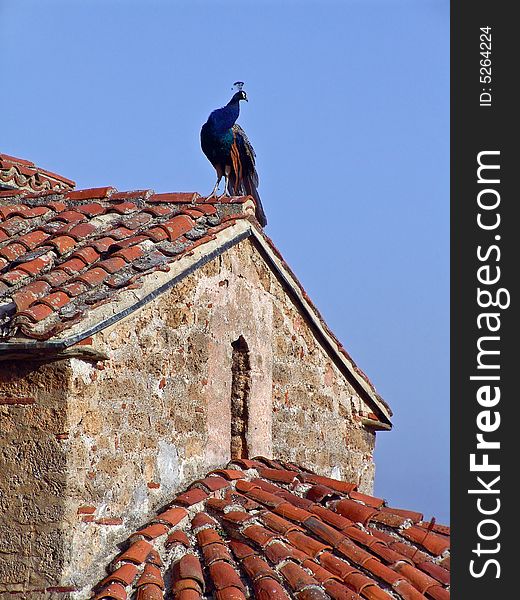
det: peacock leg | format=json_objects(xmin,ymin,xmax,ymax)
[
  {"xmin": 207, "ymin": 176, "xmax": 221, "ymax": 199},
  {"xmin": 207, "ymin": 165, "xmax": 223, "ymax": 199},
  {"xmin": 218, "ymin": 166, "xmax": 232, "ymax": 199}
]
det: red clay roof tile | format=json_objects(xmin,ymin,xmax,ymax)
[
  {"xmin": 416, "ymin": 561, "xmax": 450, "ymax": 585},
  {"xmin": 242, "ymin": 524, "xmax": 278, "ymax": 548},
  {"xmin": 427, "ymin": 586, "xmax": 450, "ymax": 600},
  {"xmin": 303, "ymin": 517, "xmax": 346, "ymax": 547},
  {"xmin": 158, "ymin": 215, "xmax": 194, "ymax": 241},
  {"xmin": 133, "ymin": 523, "xmax": 169, "ymax": 540},
  {"xmin": 215, "ymin": 587, "xmax": 247, "ymax": 600},
  {"xmin": 92, "ymin": 582, "xmax": 127, "ymax": 600},
  {"xmin": 393, "ymin": 563, "xmax": 439, "ymax": 595},
  {"xmin": 263, "ymin": 540, "xmax": 299, "ymax": 565},
  {"xmin": 400, "ymin": 526, "xmax": 450, "ymax": 556},
  {"xmin": 334, "ymin": 499, "xmax": 378, "ymax": 525},
  {"xmin": 279, "ymin": 560, "xmax": 318, "ymax": 591},
  {"xmin": 306, "ymin": 484, "xmax": 340, "ymax": 503},
  {"xmin": 257, "ymin": 467, "xmax": 298, "ymax": 484},
  {"xmin": 222, "ymin": 510, "xmax": 255, "ymax": 526},
  {"xmin": 174, "ymin": 554, "xmax": 205, "ymax": 590},
  {"xmin": 148, "ymin": 192, "xmax": 198, "ymax": 204},
  {"xmin": 229, "ymin": 540, "xmax": 257, "ymax": 560},
  {"xmin": 252, "ymin": 577, "xmax": 289, "ymax": 600},
  {"xmin": 154, "ymin": 506, "xmax": 188, "ymax": 526},
  {"xmin": 202, "ymin": 542, "xmax": 234, "ymax": 565},
  {"xmin": 195, "ymin": 528, "xmax": 224, "ymax": 549},
  {"xmin": 193, "ymin": 476, "xmax": 230, "ymax": 493},
  {"xmin": 241, "ymin": 554, "xmax": 277, "ymax": 582},
  {"xmin": 175, "ymin": 591, "xmax": 202, "ymax": 600},
  {"xmin": 323, "ymin": 579, "xmax": 363, "ymax": 600},
  {"xmin": 76, "ymin": 203, "xmax": 106, "ymax": 217},
  {"xmin": 114, "ymin": 540, "xmax": 154, "ymax": 565},
  {"xmin": 335, "ymin": 539, "xmax": 374, "ymax": 567},
  {"xmin": 302, "ymin": 559, "xmax": 341, "ymax": 585},
  {"xmin": 259, "ymin": 511, "xmax": 302, "ymax": 535},
  {"xmin": 318, "ymin": 552, "xmax": 359, "ymax": 580},
  {"xmin": 191, "ymin": 512, "xmax": 217, "ymax": 530},
  {"xmin": 349, "ymin": 491, "xmax": 385, "ymax": 509},
  {"xmin": 381, "ymin": 506, "xmax": 423, "ymax": 522},
  {"xmin": 166, "ymin": 530, "xmax": 191, "ymax": 548},
  {"xmin": 275, "ymin": 489, "xmax": 314, "ymax": 510},
  {"xmin": 273, "ymin": 502, "xmax": 314, "ymax": 524},
  {"xmin": 68, "ymin": 222, "xmax": 98, "ymax": 240},
  {"xmin": 388, "ymin": 542, "xmax": 431, "ymax": 565},
  {"xmin": 135, "ymin": 584, "xmax": 163, "ymax": 600},
  {"xmin": 209, "ymin": 561, "xmax": 245, "ymax": 592},
  {"xmin": 136, "ymin": 564, "xmax": 164, "ymax": 589},
  {"xmin": 17, "ymin": 303, "xmax": 54, "ymax": 323},
  {"xmin": 392, "ymin": 579, "xmax": 429, "ymax": 600},
  {"xmin": 310, "ymin": 505, "xmax": 353, "ymax": 531},
  {"xmin": 100, "ymin": 564, "xmax": 138, "ymax": 587},
  {"xmin": 209, "ymin": 469, "xmax": 246, "ymax": 480},
  {"xmin": 65, "ymin": 187, "xmax": 115, "ymax": 201}
]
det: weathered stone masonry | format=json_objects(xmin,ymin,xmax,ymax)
[{"xmin": 1, "ymin": 237, "xmax": 378, "ymax": 593}]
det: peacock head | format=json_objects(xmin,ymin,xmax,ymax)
[
  {"xmin": 229, "ymin": 90, "xmax": 248, "ymax": 104},
  {"xmin": 229, "ymin": 81, "xmax": 248, "ymax": 103}
]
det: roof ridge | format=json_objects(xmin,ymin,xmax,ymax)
[{"xmin": 0, "ymin": 153, "xmax": 75, "ymax": 193}]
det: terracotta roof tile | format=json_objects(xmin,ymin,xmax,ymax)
[
  {"xmin": 154, "ymin": 506, "xmax": 188, "ymax": 526},
  {"xmin": 252, "ymin": 577, "xmax": 289, "ymax": 599},
  {"xmin": 99, "ymin": 563, "xmax": 138, "ymax": 587},
  {"xmin": 381, "ymin": 506, "xmax": 424, "ymax": 523},
  {"xmin": 136, "ymin": 564, "xmax": 164, "ymax": 588},
  {"xmin": 135, "ymin": 583, "xmax": 163, "ymax": 600},
  {"xmin": 257, "ymin": 467, "xmax": 298, "ymax": 484},
  {"xmin": 323, "ymin": 579, "xmax": 363, "ymax": 599},
  {"xmin": 417, "ymin": 561, "xmax": 450, "ymax": 586},
  {"xmin": 166, "ymin": 530, "xmax": 191, "ymax": 548},
  {"xmin": 202, "ymin": 542, "xmax": 234, "ymax": 565},
  {"xmin": 210, "ymin": 469, "xmax": 247, "ymax": 481},
  {"xmin": 400, "ymin": 526, "xmax": 450, "ymax": 556},
  {"xmin": 92, "ymin": 582, "xmax": 127, "ymax": 600},
  {"xmin": 279, "ymin": 560, "xmax": 319, "ymax": 591},
  {"xmin": 114, "ymin": 539, "xmax": 154, "ymax": 566},
  {"xmin": 334, "ymin": 499, "xmax": 379, "ymax": 525},
  {"xmin": 132, "ymin": 523, "xmax": 169, "ymax": 540}
]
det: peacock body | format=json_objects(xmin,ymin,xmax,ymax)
[{"xmin": 201, "ymin": 88, "xmax": 267, "ymax": 226}]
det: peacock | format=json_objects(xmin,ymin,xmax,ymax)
[{"xmin": 200, "ymin": 83, "xmax": 267, "ymax": 227}]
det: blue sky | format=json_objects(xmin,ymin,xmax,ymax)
[{"xmin": 1, "ymin": 0, "xmax": 449, "ymax": 522}]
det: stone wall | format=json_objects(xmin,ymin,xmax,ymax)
[
  {"xmin": 0, "ymin": 237, "xmax": 377, "ymax": 595},
  {"xmin": 0, "ymin": 359, "xmax": 73, "ymax": 594}
]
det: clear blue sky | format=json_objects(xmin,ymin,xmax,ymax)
[{"xmin": 1, "ymin": 0, "xmax": 449, "ymax": 522}]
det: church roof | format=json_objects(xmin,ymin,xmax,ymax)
[
  {"xmin": 0, "ymin": 153, "xmax": 391, "ymax": 423},
  {"xmin": 87, "ymin": 458, "xmax": 450, "ymax": 600}
]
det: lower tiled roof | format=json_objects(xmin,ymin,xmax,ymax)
[{"xmin": 89, "ymin": 458, "xmax": 449, "ymax": 600}]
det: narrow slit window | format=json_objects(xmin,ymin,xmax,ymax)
[{"xmin": 230, "ymin": 336, "xmax": 250, "ymax": 459}]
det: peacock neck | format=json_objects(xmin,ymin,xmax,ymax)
[{"xmin": 208, "ymin": 101, "xmax": 240, "ymax": 134}]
